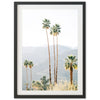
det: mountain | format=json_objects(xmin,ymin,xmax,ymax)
[{"xmin": 22, "ymin": 45, "xmax": 78, "ymax": 90}]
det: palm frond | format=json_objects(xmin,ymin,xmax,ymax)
[
  {"xmin": 64, "ymin": 59, "xmax": 70, "ymax": 70},
  {"xmin": 73, "ymin": 58, "xmax": 77, "ymax": 62},
  {"xmin": 72, "ymin": 63, "xmax": 78, "ymax": 70}
]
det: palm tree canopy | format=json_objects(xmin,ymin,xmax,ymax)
[
  {"xmin": 64, "ymin": 55, "xmax": 78, "ymax": 70},
  {"xmin": 24, "ymin": 60, "xmax": 28, "ymax": 66},
  {"xmin": 28, "ymin": 61, "xmax": 34, "ymax": 67},
  {"xmin": 50, "ymin": 24, "xmax": 61, "ymax": 36},
  {"xmin": 68, "ymin": 55, "xmax": 77, "ymax": 63},
  {"xmin": 42, "ymin": 18, "xmax": 50, "ymax": 29}
]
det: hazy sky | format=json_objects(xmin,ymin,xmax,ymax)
[{"xmin": 21, "ymin": 5, "xmax": 78, "ymax": 48}]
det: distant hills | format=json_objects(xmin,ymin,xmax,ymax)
[{"xmin": 22, "ymin": 45, "xmax": 78, "ymax": 90}]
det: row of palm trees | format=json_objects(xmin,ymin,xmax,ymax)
[
  {"xmin": 42, "ymin": 19, "xmax": 61, "ymax": 85},
  {"xmin": 24, "ymin": 60, "xmax": 34, "ymax": 90}
]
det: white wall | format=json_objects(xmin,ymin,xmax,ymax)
[{"xmin": 0, "ymin": 0, "xmax": 100, "ymax": 100}]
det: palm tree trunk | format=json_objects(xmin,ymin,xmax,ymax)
[
  {"xmin": 53, "ymin": 36, "xmax": 56, "ymax": 85},
  {"xmin": 55, "ymin": 36, "xmax": 58, "ymax": 84},
  {"xmin": 26, "ymin": 68, "xmax": 28, "ymax": 90},
  {"xmin": 70, "ymin": 66, "xmax": 73, "ymax": 85},
  {"xmin": 46, "ymin": 29, "xmax": 52, "ymax": 85},
  {"xmin": 30, "ymin": 68, "xmax": 32, "ymax": 90}
]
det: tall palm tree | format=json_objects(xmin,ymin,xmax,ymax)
[
  {"xmin": 24, "ymin": 60, "xmax": 29, "ymax": 90},
  {"xmin": 42, "ymin": 18, "xmax": 52, "ymax": 85},
  {"xmin": 28, "ymin": 61, "xmax": 34, "ymax": 90},
  {"xmin": 50, "ymin": 26, "xmax": 56, "ymax": 84},
  {"xmin": 50, "ymin": 24, "xmax": 61, "ymax": 84},
  {"xmin": 55, "ymin": 24, "xmax": 61, "ymax": 84},
  {"xmin": 64, "ymin": 55, "xmax": 77, "ymax": 85}
]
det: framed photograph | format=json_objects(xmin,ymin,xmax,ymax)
[{"xmin": 14, "ymin": 2, "xmax": 86, "ymax": 98}]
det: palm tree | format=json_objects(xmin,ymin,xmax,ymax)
[
  {"xmin": 55, "ymin": 24, "xmax": 61, "ymax": 84},
  {"xmin": 50, "ymin": 24, "xmax": 61, "ymax": 84},
  {"xmin": 42, "ymin": 18, "xmax": 52, "ymax": 85},
  {"xmin": 64, "ymin": 55, "xmax": 77, "ymax": 85},
  {"xmin": 24, "ymin": 60, "xmax": 29, "ymax": 90},
  {"xmin": 28, "ymin": 61, "xmax": 34, "ymax": 90},
  {"xmin": 50, "ymin": 26, "xmax": 56, "ymax": 84}
]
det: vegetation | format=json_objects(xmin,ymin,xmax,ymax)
[
  {"xmin": 32, "ymin": 79, "xmax": 78, "ymax": 91},
  {"xmin": 40, "ymin": 76, "xmax": 50, "ymax": 90},
  {"xmin": 23, "ymin": 18, "xmax": 78, "ymax": 91},
  {"xmin": 53, "ymin": 81, "xmax": 78, "ymax": 91},
  {"xmin": 32, "ymin": 76, "xmax": 50, "ymax": 90},
  {"xmin": 64, "ymin": 55, "xmax": 77, "ymax": 85},
  {"xmin": 42, "ymin": 19, "xmax": 52, "ymax": 85},
  {"xmin": 50, "ymin": 24, "xmax": 61, "ymax": 84},
  {"xmin": 24, "ymin": 60, "xmax": 29, "ymax": 90},
  {"xmin": 42, "ymin": 19, "xmax": 61, "ymax": 85},
  {"xmin": 28, "ymin": 61, "xmax": 34, "ymax": 90}
]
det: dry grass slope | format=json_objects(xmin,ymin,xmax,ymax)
[{"xmin": 32, "ymin": 80, "xmax": 78, "ymax": 91}]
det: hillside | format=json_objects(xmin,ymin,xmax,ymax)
[{"xmin": 22, "ymin": 45, "xmax": 78, "ymax": 90}]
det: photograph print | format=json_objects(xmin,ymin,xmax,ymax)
[{"xmin": 14, "ymin": 2, "xmax": 86, "ymax": 98}]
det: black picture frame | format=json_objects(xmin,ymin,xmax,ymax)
[{"xmin": 14, "ymin": 2, "xmax": 86, "ymax": 98}]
